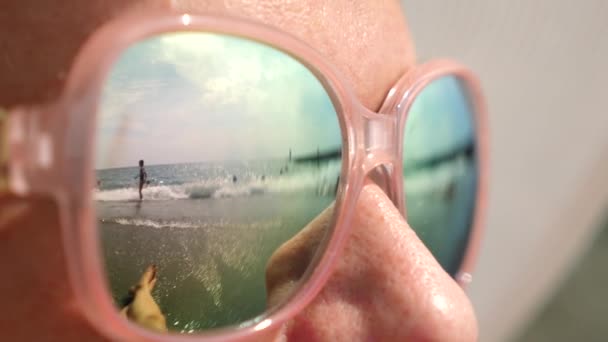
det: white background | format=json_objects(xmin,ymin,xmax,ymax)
[{"xmin": 401, "ymin": 1, "xmax": 608, "ymax": 340}]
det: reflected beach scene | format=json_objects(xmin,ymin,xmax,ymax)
[
  {"xmin": 94, "ymin": 32, "xmax": 342, "ymax": 331},
  {"xmin": 402, "ymin": 75, "xmax": 478, "ymax": 275}
]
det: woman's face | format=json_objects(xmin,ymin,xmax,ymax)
[{"xmin": 0, "ymin": 1, "xmax": 477, "ymax": 341}]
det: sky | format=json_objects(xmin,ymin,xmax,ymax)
[
  {"xmin": 96, "ymin": 32, "xmax": 342, "ymax": 169},
  {"xmin": 95, "ymin": 33, "xmax": 475, "ymax": 171}
]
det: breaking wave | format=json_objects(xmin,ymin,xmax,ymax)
[{"xmin": 95, "ymin": 166, "xmax": 340, "ymax": 202}]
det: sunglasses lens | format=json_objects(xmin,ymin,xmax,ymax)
[
  {"xmin": 94, "ymin": 32, "xmax": 342, "ymax": 332},
  {"xmin": 402, "ymin": 75, "xmax": 478, "ymax": 276}
]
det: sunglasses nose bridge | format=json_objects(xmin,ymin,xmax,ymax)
[
  {"xmin": 351, "ymin": 106, "xmax": 405, "ymax": 212},
  {"xmin": 359, "ymin": 110, "xmax": 399, "ymax": 172}
]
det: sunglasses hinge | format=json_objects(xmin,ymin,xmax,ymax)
[{"xmin": 3, "ymin": 106, "xmax": 54, "ymax": 196}]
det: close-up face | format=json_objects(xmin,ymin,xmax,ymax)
[{"xmin": 0, "ymin": 1, "xmax": 481, "ymax": 341}]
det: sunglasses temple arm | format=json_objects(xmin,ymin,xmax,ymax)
[{"xmin": 0, "ymin": 108, "xmax": 8, "ymax": 193}]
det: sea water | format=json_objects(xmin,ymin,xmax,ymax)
[
  {"xmin": 94, "ymin": 152, "xmax": 476, "ymax": 332},
  {"xmin": 95, "ymin": 159, "xmax": 340, "ymax": 331}
]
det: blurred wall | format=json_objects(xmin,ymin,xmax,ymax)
[
  {"xmin": 400, "ymin": 1, "xmax": 608, "ymax": 341},
  {"xmin": 517, "ymin": 215, "xmax": 608, "ymax": 341}
]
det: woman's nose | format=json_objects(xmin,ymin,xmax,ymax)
[{"xmin": 266, "ymin": 183, "xmax": 478, "ymax": 341}]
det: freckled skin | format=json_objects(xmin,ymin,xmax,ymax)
[
  {"xmin": 0, "ymin": 1, "xmax": 477, "ymax": 341},
  {"xmin": 267, "ymin": 185, "xmax": 477, "ymax": 341}
]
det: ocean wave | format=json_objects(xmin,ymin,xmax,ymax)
[
  {"xmin": 95, "ymin": 167, "xmax": 340, "ymax": 202},
  {"xmin": 106, "ymin": 218, "xmax": 203, "ymax": 229},
  {"xmin": 95, "ymin": 185, "xmax": 189, "ymax": 201},
  {"xmin": 101, "ymin": 217, "xmax": 283, "ymax": 230}
]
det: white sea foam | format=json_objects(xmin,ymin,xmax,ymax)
[
  {"xmin": 104, "ymin": 217, "xmax": 282, "ymax": 230},
  {"xmin": 95, "ymin": 185, "xmax": 188, "ymax": 201},
  {"xmin": 95, "ymin": 163, "xmax": 341, "ymax": 202},
  {"xmin": 112, "ymin": 218, "xmax": 200, "ymax": 229}
]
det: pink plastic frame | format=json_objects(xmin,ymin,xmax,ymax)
[{"xmin": 4, "ymin": 11, "xmax": 488, "ymax": 342}]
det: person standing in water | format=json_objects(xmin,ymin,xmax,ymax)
[{"xmin": 138, "ymin": 159, "xmax": 147, "ymax": 200}]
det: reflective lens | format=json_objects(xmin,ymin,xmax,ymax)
[
  {"xmin": 402, "ymin": 75, "xmax": 478, "ymax": 276},
  {"xmin": 94, "ymin": 32, "xmax": 342, "ymax": 332}
]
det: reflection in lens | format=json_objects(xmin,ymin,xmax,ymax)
[
  {"xmin": 402, "ymin": 75, "xmax": 478, "ymax": 276},
  {"xmin": 94, "ymin": 32, "xmax": 342, "ymax": 332}
]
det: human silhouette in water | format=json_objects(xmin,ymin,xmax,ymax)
[{"xmin": 138, "ymin": 160, "xmax": 147, "ymax": 200}]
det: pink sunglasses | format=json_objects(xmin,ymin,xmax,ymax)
[{"xmin": 1, "ymin": 11, "xmax": 488, "ymax": 342}]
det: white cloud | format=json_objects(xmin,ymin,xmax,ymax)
[{"xmin": 96, "ymin": 32, "xmax": 341, "ymax": 169}]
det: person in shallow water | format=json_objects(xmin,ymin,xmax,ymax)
[
  {"xmin": 137, "ymin": 159, "xmax": 148, "ymax": 200},
  {"xmin": 0, "ymin": 1, "xmax": 479, "ymax": 341}
]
